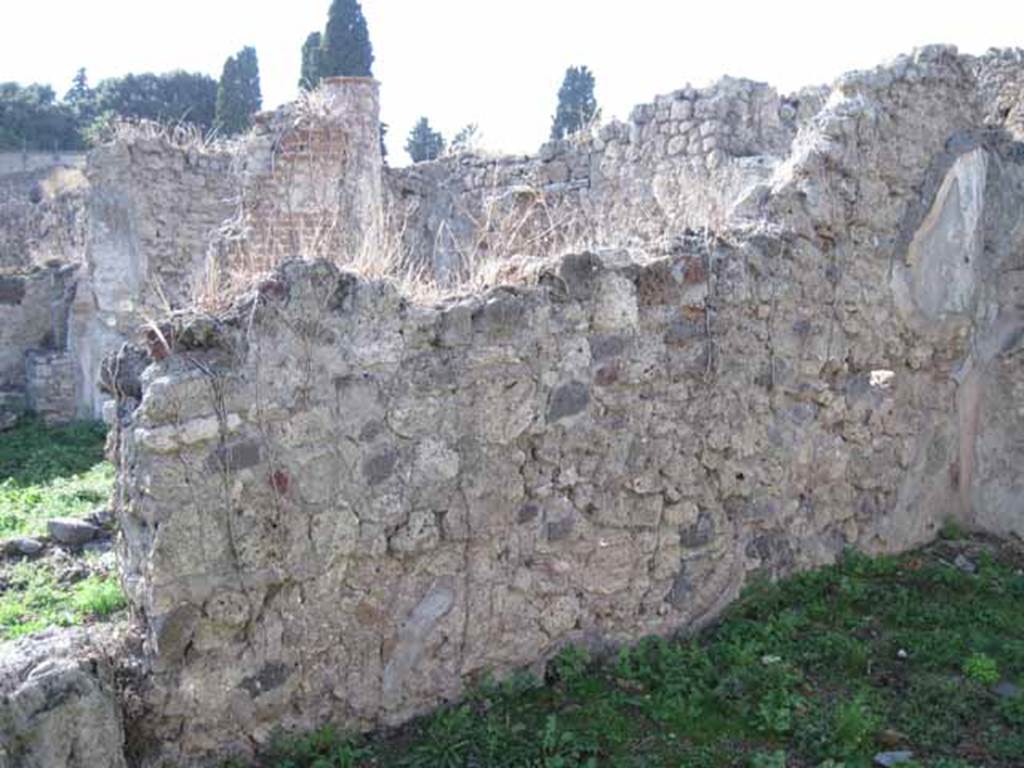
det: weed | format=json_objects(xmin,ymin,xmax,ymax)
[
  {"xmin": 963, "ymin": 652, "xmax": 1000, "ymax": 686},
  {"xmin": 71, "ymin": 574, "xmax": 127, "ymax": 617},
  {"xmin": 997, "ymin": 693, "xmax": 1024, "ymax": 728},
  {"xmin": 403, "ymin": 705, "xmax": 475, "ymax": 767},
  {"xmin": 939, "ymin": 520, "xmax": 967, "ymax": 541},
  {"xmin": 548, "ymin": 644, "xmax": 592, "ymax": 688},
  {"xmin": 749, "ymin": 750, "xmax": 786, "ymax": 768},
  {"xmin": 829, "ymin": 694, "xmax": 880, "ymax": 758},
  {"xmin": 263, "ymin": 725, "xmax": 368, "ymax": 768},
  {"xmin": 537, "ymin": 714, "xmax": 597, "ymax": 768}
]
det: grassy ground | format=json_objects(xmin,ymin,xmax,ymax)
[
  {"xmin": 246, "ymin": 535, "xmax": 1024, "ymax": 768},
  {"xmin": 0, "ymin": 416, "xmax": 113, "ymax": 539},
  {"xmin": 0, "ymin": 554, "xmax": 126, "ymax": 640},
  {"xmin": 0, "ymin": 416, "xmax": 124, "ymax": 641}
]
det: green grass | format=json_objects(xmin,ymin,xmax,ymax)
[
  {"xmin": 0, "ymin": 557, "xmax": 127, "ymax": 641},
  {"xmin": 0, "ymin": 416, "xmax": 123, "ymax": 640},
  {"xmin": 236, "ymin": 542, "xmax": 1024, "ymax": 768},
  {"xmin": 0, "ymin": 416, "xmax": 113, "ymax": 539}
]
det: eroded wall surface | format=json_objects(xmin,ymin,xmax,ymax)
[
  {"xmin": 0, "ymin": 160, "xmax": 87, "ymax": 271},
  {"xmin": 70, "ymin": 137, "xmax": 238, "ymax": 417}
]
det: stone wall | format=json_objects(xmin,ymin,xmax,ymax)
[
  {"xmin": 0, "ymin": 151, "xmax": 86, "ymax": 176},
  {"xmin": 4, "ymin": 44, "xmax": 1024, "ymax": 767},
  {"xmin": 26, "ymin": 350, "xmax": 78, "ymax": 425},
  {"xmin": 69, "ymin": 78, "xmax": 383, "ymax": 420},
  {"xmin": 385, "ymin": 76, "xmax": 823, "ymax": 281},
  {"xmin": 0, "ymin": 162, "xmax": 88, "ymax": 271},
  {"xmin": 68, "ymin": 136, "xmax": 238, "ymax": 418},
  {"xmin": 106, "ymin": 49, "xmax": 1024, "ymax": 766},
  {"xmin": 0, "ymin": 265, "xmax": 77, "ymax": 426}
]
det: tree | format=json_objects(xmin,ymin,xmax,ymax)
[
  {"xmin": 63, "ymin": 68, "xmax": 97, "ymax": 128},
  {"xmin": 299, "ymin": 32, "xmax": 323, "ymax": 90},
  {"xmin": 93, "ymin": 71, "xmax": 218, "ymax": 132},
  {"xmin": 450, "ymin": 123, "xmax": 481, "ymax": 155},
  {"xmin": 320, "ymin": 0, "xmax": 374, "ymax": 78},
  {"xmin": 64, "ymin": 68, "xmax": 92, "ymax": 107},
  {"xmin": 405, "ymin": 117, "xmax": 445, "ymax": 163},
  {"xmin": 0, "ymin": 82, "xmax": 82, "ymax": 150},
  {"xmin": 216, "ymin": 47, "xmax": 262, "ymax": 136},
  {"xmin": 550, "ymin": 65, "xmax": 598, "ymax": 140},
  {"xmin": 235, "ymin": 48, "xmax": 262, "ymax": 116}
]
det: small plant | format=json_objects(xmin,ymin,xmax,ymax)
[
  {"xmin": 939, "ymin": 519, "xmax": 967, "ymax": 540},
  {"xmin": 71, "ymin": 575, "xmax": 127, "ymax": 617},
  {"xmin": 829, "ymin": 694, "xmax": 879, "ymax": 758},
  {"xmin": 264, "ymin": 725, "xmax": 367, "ymax": 768},
  {"xmin": 962, "ymin": 652, "xmax": 1000, "ymax": 685},
  {"xmin": 755, "ymin": 688, "xmax": 802, "ymax": 735},
  {"xmin": 537, "ymin": 714, "xmax": 597, "ymax": 768},
  {"xmin": 997, "ymin": 690, "xmax": 1024, "ymax": 727},
  {"xmin": 549, "ymin": 643, "xmax": 591, "ymax": 687},
  {"xmin": 749, "ymin": 749, "xmax": 787, "ymax": 768},
  {"xmin": 405, "ymin": 705, "xmax": 475, "ymax": 767}
]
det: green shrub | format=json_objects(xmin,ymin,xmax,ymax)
[
  {"xmin": 962, "ymin": 652, "xmax": 1000, "ymax": 685},
  {"xmin": 549, "ymin": 644, "xmax": 591, "ymax": 687}
]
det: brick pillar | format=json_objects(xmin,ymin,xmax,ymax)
[
  {"xmin": 237, "ymin": 77, "xmax": 384, "ymax": 265},
  {"xmin": 320, "ymin": 77, "xmax": 383, "ymax": 260}
]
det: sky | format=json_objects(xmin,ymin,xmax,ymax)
[{"xmin": 3, "ymin": 1, "xmax": 1024, "ymax": 163}]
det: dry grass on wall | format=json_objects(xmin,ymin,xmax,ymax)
[{"xmin": 183, "ymin": 90, "xmax": 737, "ymax": 313}]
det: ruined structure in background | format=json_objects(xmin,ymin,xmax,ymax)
[
  {"xmin": 2, "ymin": 46, "xmax": 1024, "ymax": 767},
  {"xmin": 0, "ymin": 78, "xmax": 383, "ymax": 428},
  {"xmin": 388, "ymin": 76, "xmax": 818, "ymax": 281}
]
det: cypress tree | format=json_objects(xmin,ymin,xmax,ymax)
[
  {"xmin": 236, "ymin": 47, "xmax": 262, "ymax": 116},
  {"xmin": 550, "ymin": 66, "xmax": 598, "ymax": 140},
  {"xmin": 299, "ymin": 32, "xmax": 323, "ymax": 90},
  {"xmin": 320, "ymin": 0, "xmax": 374, "ymax": 78},
  {"xmin": 64, "ymin": 68, "xmax": 92, "ymax": 107},
  {"xmin": 216, "ymin": 47, "xmax": 261, "ymax": 136},
  {"xmin": 405, "ymin": 117, "xmax": 445, "ymax": 163}
]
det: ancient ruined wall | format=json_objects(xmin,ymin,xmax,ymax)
[
  {"xmin": 386, "ymin": 76, "xmax": 822, "ymax": 281},
  {"xmin": 223, "ymin": 78, "xmax": 383, "ymax": 270},
  {"xmin": 107, "ymin": 46, "xmax": 1024, "ymax": 765},
  {"xmin": 0, "ymin": 265, "xmax": 77, "ymax": 425},
  {"xmin": 0, "ymin": 160, "xmax": 88, "ymax": 271},
  {"xmin": 0, "ymin": 151, "xmax": 86, "ymax": 176},
  {"xmin": 111, "ymin": 247, "xmax": 958, "ymax": 764},
  {"xmin": 68, "ymin": 138, "xmax": 237, "ymax": 418},
  {"xmin": 0, "ymin": 160, "xmax": 85, "ymax": 425},
  {"xmin": 83, "ymin": 137, "xmax": 237, "ymax": 310},
  {"xmin": 68, "ymin": 79, "xmax": 383, "ymax": 420}
]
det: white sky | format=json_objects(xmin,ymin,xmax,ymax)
[{"xmin": 2, "ymin": 1, "xmax": 1023, "ymax": 163}]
